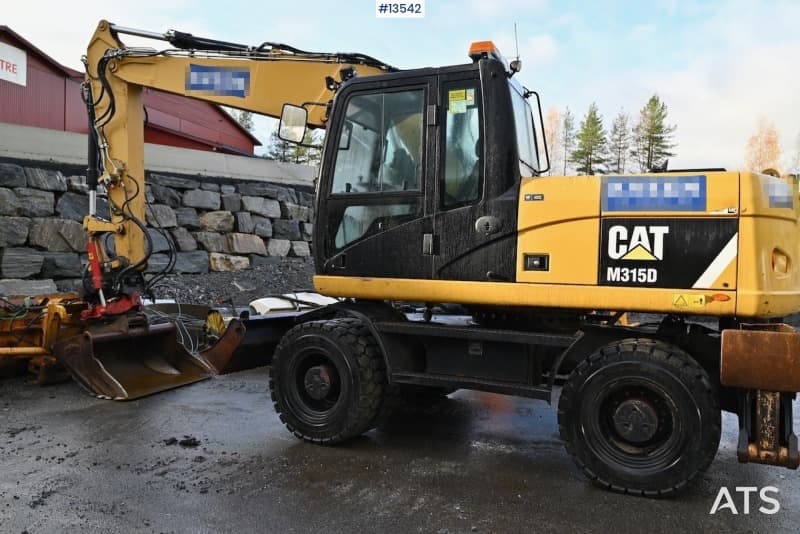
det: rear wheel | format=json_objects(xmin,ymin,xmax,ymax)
[
  {"xmin": 270, "ymin": 318, "xmax": 386, "ymax": 444},
  {"xmin": 557, "ymin": 339, "xmax": 720, "ymax": 497}
]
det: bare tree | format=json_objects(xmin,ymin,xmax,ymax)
[
  {"xmin": 543, "ymin": 107, "xmax": 563, "ymax": 176},
  {"xmin": 745, "ymin": 118, "xmax": 781, "ymax": 174},
  {"xmin": 561, "ymin": 107, "xmax": 576, "ymax": 175}
]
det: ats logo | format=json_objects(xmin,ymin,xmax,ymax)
[{"xmin": 607, "ymin": 225, "xmax": 669, "ymax": 261}]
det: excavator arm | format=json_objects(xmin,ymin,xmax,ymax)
[
  {"xmin": 39, "ymin": 20, "xmax": 397, "ymax": 400},
  {"xmin": 82, "ymin": 19, "xmax": 394, "ymax": 315}
]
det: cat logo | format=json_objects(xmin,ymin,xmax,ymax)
[{"xmin": 608, "ymin": 225, "xmax": 670, "ymax": 261}]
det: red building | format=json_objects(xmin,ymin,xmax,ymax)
[{"xmin": 0, "ymin": 26, "xmax": 260, "ymax": 155}]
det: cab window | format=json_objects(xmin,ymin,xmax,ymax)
[
  {"xmin": 329, "ymin": 88, "xmax": 424, "ymax": 249},
  {"xmin": 331, "ymin": 89, "xmax": 424, "ymax": 194},
  {"xmin": 509, "ymin": 83, "xmax": 539, "ymax": 176},
  {"xmin": 442, "ymin": 81, "xmax": 482, "ymax": 207}
]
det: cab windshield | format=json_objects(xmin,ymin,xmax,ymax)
[{"xmin": 509, "ymin": 82, "xmax": 539, "ymax": 176}]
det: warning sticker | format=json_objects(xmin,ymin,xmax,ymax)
[
  {"xmin": 449, "ymin": 100, "xmax": 467, "ymax": 114},
  {"xmin": 448, "ymin": 89, "xmax": 466, "ymax": 103},
  {"xmin": 448, "ymin": 89, "xmax": 467, "ymax": 113},
  {"xmin": 672, "ymin": 294, "xmax": 706, "ymax": 308},
  {"xmin": 466, "ymin": 88, "xmax": 475, "ymax": 104}
]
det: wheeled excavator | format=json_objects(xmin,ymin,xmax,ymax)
[{"xmin": 5, "ymin": 19, "xmax": 800, "ymax": 496}]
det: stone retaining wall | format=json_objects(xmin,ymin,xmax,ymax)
[{"xmin": 0, "ymin": 159, "xmax": 315, "ymax": 294}]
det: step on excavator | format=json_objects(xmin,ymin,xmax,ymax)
[{"xmin": 3, "ymin": 19, "xmax": 799, "ymax": 495}]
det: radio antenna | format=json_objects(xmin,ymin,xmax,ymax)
[{"xmin": 514, "ymin": 22, "xmax": 520, "ymax": 61}]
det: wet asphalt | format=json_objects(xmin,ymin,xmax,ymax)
[{"xmin": 1, "ymin": 369, "xmax": 798, "ymax": 534}]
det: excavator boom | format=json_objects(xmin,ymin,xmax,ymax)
[{"xmin": 38, "ymin": 20, "xmax": 394, "ymax": 399}]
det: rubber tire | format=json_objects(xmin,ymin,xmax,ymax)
[
  {"xmin": 557, "ymin": 338, "xmax": 721, "ymax": 497},
  {"xmin": 270, "ymin": 318, "xmax": 386, "ymax": 444}
]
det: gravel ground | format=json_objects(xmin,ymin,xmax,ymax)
[{"xmin": 149, "ymin": 258, "xmax": 315, "ymax": 307}]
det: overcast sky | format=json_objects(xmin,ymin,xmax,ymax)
[{"xmin": 5, "ymin": 0, "xmax": 799, "ymax": 171}]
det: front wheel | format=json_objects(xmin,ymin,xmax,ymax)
[
  {"xmin": 557, "ymin": 339, "xmax": 721, "ymax": 497},
  {"xmin": 269, "ymin": 318, "xmax": 386, "ymax": 444}
]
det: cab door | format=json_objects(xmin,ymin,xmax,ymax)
[
  {"xmin": 431, "ymin": 65, "xmax": 521, "ymax": 282},
  {"xmin": 315, "ymin": 77, "xmax": 437, "ymax": 279}
]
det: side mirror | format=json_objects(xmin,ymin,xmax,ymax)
[{"xmin": 279, "ymin": 104, "xmax": 308, "ymax": 143}]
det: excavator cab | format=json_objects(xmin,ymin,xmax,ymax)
[{"xmin": 313, "ymin": 43, "xmax": 541, "ymax": 284}]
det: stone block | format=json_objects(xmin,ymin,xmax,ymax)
[
  {"xmin": 170, "ymin": 227, "xmax": 197, "ymax": 251},
  {"xmin": 41, "ymin": 252, "xmax": 82, "ymax": 279},
  {"xmin": 201, "ymin": 183, "xmax": 220, "ymax": 192},
  {"xmin": 58, "ymin": 220, "xmax": 88, "ymax": 252},
  {"xmin": 55, "ymin": 279, "xmax": 83, "ymax": 293},
  {"xmin": 0, "ymin": 279, "xmax": 58, "ymax": 296},
  {"xmin": 144, "ymin": 253, "xmax": 170, "ymax": 274},
  {"xmin": 277, "ymin": 186, "xmax": 298, "ymax": 204},
  {"xmin": 29, "ymin": 219, "xmax": 78, "ymax": 252},
  {"xmin": 226, "ymin": 233, "xmax": 266, "ymax": 256},
  {"xmin": 241, "ymin": 196, "xmax": 281, "ymax": 218},
  {"xmin": 200, "ymin": 211, "xmax": 234, "ymax": 233},
  {"xmin": 220, "ymin": 184, "xmax": 236, "ymax": 194},
  {"xmin": 0, "ymin": 248, "xmax": 44, "ymax": 278},
  {"xmin": 25, "ymin": 168, "xmax": 67, "ymax": 192},
  {"xmin": 272, "ymin": 219, "xmax": 301, "ymax": 241},
  {"xmin": 280, "ymin": 202, "xmax": 309, "ymax": 221},
  {"xmin": 221, "ymin": 193, "xmax": 242, "ymax": 212},
  {"xmin": 0, "ymin": 163, "xmax": 27, "ymax": 188},
  {"xmin": 236, "ymin": 182, "xmax": 279, "ymax": 198},
  {"xmin": 193, "ymin": 232, "xmax": 226, "ymax": 252},
  {"xmin": 147, "ymin": 228, "xmax": 171, "ymax": 253},
  {"xmin": 175, "ymin": 251, "xmax": 209, "ymax": 274},
  {"xmin": 301, "ymin": 222, "xmax": 313, "ymax": 241},
  {"xmin": 209, "ymin": 253, "xmax": 250, "ymax": 272},
  {"xmin": 175, "ymin": 207, "xmax": 201, "ymax": 230},
  {"xmin": 148, "ymin": 184, "xmax": 182, "ymax": 207},
  {"xmin": 266, "ymin": 239, "xmax": 291, "ymax": 257},
  {"xmin": 66, "ymin": 175, "xmax": 88, "ymax": 194},
  {"xmin": 235, "ymin": 212, "xmax": 254, "ymax": 234},
  {"xmin": 252, "ymin": 216, "xmax": 273, "ymax": 238},
  {"xmin": 15, "ymin": 188, "xmax": 54, "ymax": 217},
  {"xmin": 0, "ymin": 188, "xmax": 22, "ymax": 215},
  {"xmin": 145, "ymin": 204, "xmax": 178, "ymax": 228},
  {"xmin": 290, "ymin": 240, "xmax": 311, "ymax": 257},
  {"xmin": 56, "ymin": 191, "xmax": 109, "ymax": 221},
  {"xmin": 183, "ymin": 189, "xmax": 221, "ymax": 210},
  {"xmin": 297, "ymin": 191, "xmax": 315, "ymax": 207},
  {"xmin": 0, "ymin": 216, "xmax": 30, "ymax": 246},
  {"xmin": 149, "ymin": 174, "xmax": 200, "ymax": 189}
]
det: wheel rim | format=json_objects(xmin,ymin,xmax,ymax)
[
  {"xmin": 581, "ymin": 375, "xmax": 689, "ymax": 474},
  {"xmin": 285, "ymin": 345, "xmax": 348, "ymax": 427}
]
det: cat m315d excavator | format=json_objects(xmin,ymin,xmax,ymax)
[{"xmin": 9, "ymin": 19, "xmax": 800, "ymax": 496}]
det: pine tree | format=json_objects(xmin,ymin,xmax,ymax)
[
  {"xmin": 234, "ymin": 110, "xmax": 254, "ymax": 132},
  {"xmin": 265, "ymin": 128, "xmax": 292, "ymax": 162},
  {"xmin": 570, "ymin": 103, "xmax": 607, "ymax": 175},
  {"xmin": 561, "ymin": 107, "xmax": 576, "ymax": 175},
  {"xmin": 630, "ymin": 95, "xmax": 676, "ymax": 172},
  {"xmin": 607, "ymin": 110, "xmax": 631, "ymax": 174}
]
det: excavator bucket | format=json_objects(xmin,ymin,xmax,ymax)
[{"xmin": 53, "ymin": 315, "xmax": 212, "ymax": 400}]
